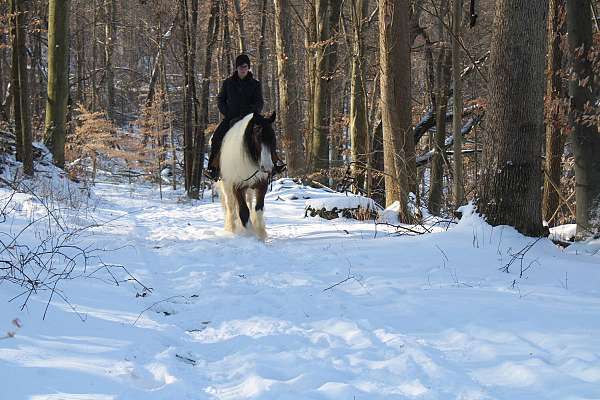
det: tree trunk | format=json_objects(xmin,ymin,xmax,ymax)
[
  {"xmin": 478, "ymin": 0, "xmax": 547, "ymax": 236},
  {"xmin": 257, "ymin": 0, "xmax": 268, "ymax": 83},
  {"xmin": 9, "ymin": 0, "xmax": 22, "ymax": 161},
  {"xmin": 146, "ymin": 17, "xmax": 177, "ymax": 108},
  {"xmin": 44, "ymin": 0, "xmax": 71, "ymax": 168},
  {"xmin": 160, "ymin": 43, "xmax": 176, "ymax": 191},
  {"xmin": 190, "ymin": 0, "xmax": 219, "ymax": 198},
  {"xmin": 221, "ymin": 0, "xmax": 233, "ymax": 76},
  {"xmin": 0, "ymin": 25, "xmax": 7, "ymax": 123},
  {"xmin": 305, "ymin": 3, "xmax": 316, "ymax": 167},
  {"xmin": 232, "ymin": 0, "xmax": 246, "ymax": 53},
  {"xmin": 378, "ymin": 0, "xmax": 415, "ymax": 222},
  {"xmin": 327, "ymin": 0, "xmax": 342, "ymax": 168},
  {"xmin": 91, "ymin": 0, "xmax": 98, "ymax": 111},
  {"xmin": 429, "ymin": 0, "xmax": 450, "ymax": 215},
  {"xmin": 104, "ymin": 0, "xmax": 116, "ymax": 121},
  {"xmin": 311, "ymin": 0, "xmax": 331, "ymax": 172},
  {"xmin": 542, "ymin": 0, "xmax": 567, "ymax": 226},
  {"xmin": 274, "ymin": 0, "xmax": 304, "ymax": 175},
  {"xmin": 566, "ymin": 0, "xmax": 600, "ymax": 237},
  {"xmin": 428, "ymin": 47, "xmax": 451, "ymax": 215},
  {"xmin": 451, "ymin": 0, "xmax": 464, "ymax": 207},
  {"xmin": 10, "ymin": 0, "xmax": 32, "ymax": 175},
  {"xmin": 181, "ymin": 0, "xmax": 195, "ymax": 191},
  {"xmin": 349, "ymin": 0, "xmax": 369, "ymax": 191}
]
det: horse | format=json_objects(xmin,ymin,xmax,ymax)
[{"xmin": 217, "ymin": 112, "xmax": 277, "ymax": 240}]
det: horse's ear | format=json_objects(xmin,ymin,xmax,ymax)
[{"xmin": 268, "ymin": 111, "xmax": 276, "ymax": 123}]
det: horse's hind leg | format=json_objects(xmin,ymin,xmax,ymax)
[
  {"xmin": 220, "ymin": 181, "xmax": 237, "ymax": 232},
  {"xmin": 253, "ymin": 182, "xmax": 268, "ymax": 241}
]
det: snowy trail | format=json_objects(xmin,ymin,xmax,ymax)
[{"xmin": 2, "ymin": 179, "xmax": 600, "ymax": 399}]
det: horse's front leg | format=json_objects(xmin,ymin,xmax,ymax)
[
  {"xmin": 234, "ymin": 186, "xmax": 253, "ymax": 235},
  {"xmin": 252, "ymin": 182, "xmax": 268, "ymax": 241},
  {"xmin": 220, "ymin": 182, "xmax": 236, "ymax": 232}
]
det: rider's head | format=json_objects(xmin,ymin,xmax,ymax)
[{"xmin": 235, "ymin": 54, "xmax": 251, "ymax": 79}]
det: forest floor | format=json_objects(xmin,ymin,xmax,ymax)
[{"xmin": 1, "ymin": 172, "xmax": 600, "ymax": 400}]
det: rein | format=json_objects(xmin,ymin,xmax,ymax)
[
  {"xmin": 242, "ymin": 169, "xmax": 272, "ymax": 183},
  {"xmin": 243, "ymin": 169, "xmax": 261, "ymax": 182}
]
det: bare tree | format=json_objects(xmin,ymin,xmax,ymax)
[
  {"xmin": 451, "ymin": 0, "xmax": 464, "ymax": 207},
  {"xmin": 566, "ymin": 0, "xmax": 600, "ymax": 237},
  {"xmin": 9, "ymin": 0, "xmax": 32, "ymax": 175},
  {"xmin": 542, "ymin": 0, "xmax": 567, "ymax": 225},
  {"xmin": 478, "ymin": 0, "xmax": 548, "ymax": 236},
  {"xmin": 311, "ymin": 0, "xmax": 332, "ymax": 172},
  {"xmin": 44, "ymin": 0, "xmax": 71, "ymax": 168},
  {"xmin": 349, "ymin": 0, "xmax": 369, "ymax": 190},
  {"xmin": 274, "ymin": 0, "xmax": 304, "ymax": 175},
  {"xmin": 104, "ymin": 0, "xmax": 117, "ymax": 121},
  {"xmin": 190, "ymin": 0, "xmax": 220, "ymax": 198},
  {"xmin": 379, "ymin": 0, "xmax": 415, "ymax": 221},
  {"xmin": 232, "ymin": 0, "xmax": 246, "ymax": 53}
]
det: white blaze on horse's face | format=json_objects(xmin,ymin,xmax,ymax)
[{"xmin": 260, "ymin": 144, "xmax": 274, "ymax": 173}]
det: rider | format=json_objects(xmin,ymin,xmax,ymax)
[{"xmin": 206, "ymin": 54, "xmax": 285, "ymax": 180}]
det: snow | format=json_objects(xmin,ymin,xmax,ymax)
[
  {"xmin": 1, "ymin": 176, "xmax": 600, "ymax": 399},
  {"xmin": 549, "ymin": 224, "xmax": 577, "ymax": 242}
]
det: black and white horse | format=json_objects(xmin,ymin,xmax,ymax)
[{"xmin": 218, "ymin": 112, "xmax": 276, "ymax": 240}]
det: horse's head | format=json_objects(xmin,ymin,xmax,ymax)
[{"xmin": 245, "ymin": 112, "xmax": 277, "ymax": 174}]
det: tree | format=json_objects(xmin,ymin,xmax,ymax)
[
  {"xmin": 378, "ymin": 0, "xmax": 415, "ymax": 221},
  {"xmin": 478, "ymin": 0, "xmax": 548, "ymax": 236},
  {"xmin": 566, "ymin": 0, "xmax": 600, "ymax": 237},
  {"xmin": 180, "ymin": 0, "xmax": 199, "ymax": 193},
  {"xmin": 9, "ymin": 0, "xmax": 32, "ymax": 175},
  {"xmin": 451, "ymin": 0, "xmax": 464, "ymax": 207},
  {"xmin": 104, "ymin": 0, "xmax": 117, "ymax": 121},
  {"xmin": 232, "ymin": 0, "xmax": 246, "ymax": 53},
  {"xmin": 190, "ymin": 0, "xmax": 220, "ymax": 198},
  {"xmin": 349, "ymin": 0, "xmax": 369, "ymax": 191},
  {"xmin": 44, "ymin": 0, "xmax": 71, "ymax": 168},
  {"xmin": 542, "ymin": 0, "xmax": 567, "ymax": 226},
  {"xmin": 274, "ymin": 0, "xmax": 304, "ymax": 175},
  {"xmin": 311, "ymin": 0, "xmax": 332, "ymax": 172}
]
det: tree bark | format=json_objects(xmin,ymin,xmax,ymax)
[
  {"xmin": 349, "ymin": 0, "xmax": 369, "ymax": 191},
  {"xmin": 146, "ymin": 16, "xmax": 177, "ymax": 108},
  {"xmin": 10, "ymin": 0, "xmax": 32, "ymax": 175},
  {"xmin": 257, "ymin": 0, "xmax": 268, "ymax": 83},
  {"xmin": 104, "ymin": 0, "xmax": 116, "ymax": 121},
  {"xmin": 223, "ymin": 0, "xmax": 234, "ymax": 76},
  {"xmin": 44, "ymin": 0, "xmax": 71, "ymax": 168},
  {"xmin": 542, "ymin": 0, "xmax": 567, "ymax": 226},
  {"xmin": 428, "ymin": 47, "xmax": 451, "ymax": 215},
  {"xmin": 180, "ymin": 0, "xmax": 197, "ymax": 192},
  {"xmin": 378, "ymin": 0, "xmax": 415, "ymax": 221},
  {"xmin": 232, "ymin": 0, "xmax": 246, "ymax": 53},
  {"xmin": 451, "ymin": 0, "xmax": 464, "ymax": 207},
  {"xmin": 274, "ymin": 0, "xmax": 304, "ymax": 175},
  {"xmin": 190, "ymin": 0, "xmax": 219, "ymax": 198},
  {"xmin": 566, "ymin": 0, "xmax": 600, "ymax": 237},
  {"xmin": 311, "ymin": 0, "xmax": 331, "ymax": 172},
  {"xmin": 478, "ymin": 0, "xmax": 548, "ymax": 236},
  {"xmin": 305, "ymin": 3, "xmax": 316, "ymax": 167}
]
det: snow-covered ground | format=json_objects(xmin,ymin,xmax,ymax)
[{"xmin": 1, "ymin": 177, "xmax": 600, "ymax": 400}]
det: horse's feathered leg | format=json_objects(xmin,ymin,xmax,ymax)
[
  {"xmin": 252, "ymin": 182, "xmax": 268, "ymax": 241},
  {"xmin": 219, "ymin": 182, "xmax": 237, "ymax": 232},
  {"xmin": 234, "ymin": 186, "xmax": 252, "ymax": 233}
]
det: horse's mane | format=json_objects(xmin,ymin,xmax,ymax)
[{"xmin": 243, "ymin": 114, "xmax": 276, "ymax": 163}]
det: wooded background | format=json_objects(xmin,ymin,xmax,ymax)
[{"xmin": 1, "ymin": 0, "xmax": 600, "ymax": 239}]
